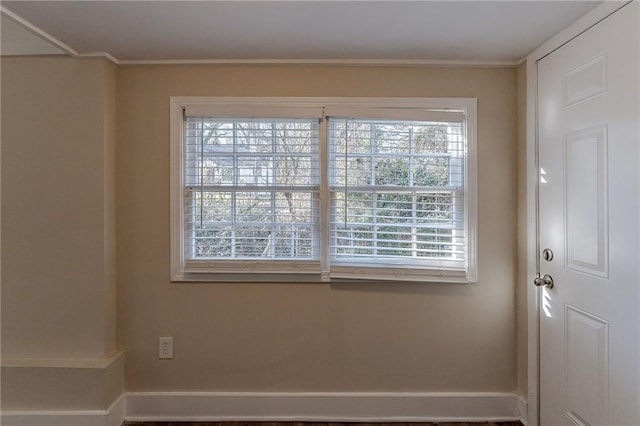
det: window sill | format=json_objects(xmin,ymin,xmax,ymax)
[{"xmin": 171, "ymin": 270, "xmax": 475, "ymax": 284}]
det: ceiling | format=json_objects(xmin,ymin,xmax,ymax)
[
  {"xmin": 0, "ymin": 1, "xmax": 603, "ymax": 65},
  {"xmin": 1, "ymin": 12, "xmax": 64, "ymax": 56}
]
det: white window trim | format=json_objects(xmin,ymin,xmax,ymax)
[{"xmin": 170, "ymin": 97, "xmax": 477, "ymax": 283}]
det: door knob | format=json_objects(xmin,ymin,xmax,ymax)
[{"xmin": 534, "ymin": 274, "xmax": 554, "ymax": 289}]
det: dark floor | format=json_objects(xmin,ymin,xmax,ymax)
[{"xmin": 124, "ymin": 422, "xmax": 524, "ymax": 426}]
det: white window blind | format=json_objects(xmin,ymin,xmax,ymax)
[
  {"xmin": 171, "ymin": 97, "xmax": 477, "ymax": 282},
  {"xmin": 182, "ymin": 116, "xmax": 321, "ymax": 273},
  {"xmin": 328, "ymin": 117, "xmax": 468, "ymax": 279}
]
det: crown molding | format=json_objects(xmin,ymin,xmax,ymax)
[
  {"xmin": 76, "ymin": 51, "xmax": 121, "ymax": 64},
  {"xmin": 118, "ymin": 58, "xmax": 518, "ymax": 67}
]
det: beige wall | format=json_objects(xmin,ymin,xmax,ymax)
[
  {"xmin": 1, "ymin": 56, "xmax": 122, "ymax": 410},
  {"xmin": 103, "ymin": 58, "xmax": 118, "ymax": 357},
  {"xmin": 1, "ymin": 56, "xmax": 117, "ymax": 359},
  {"xmin": 116, "ymin": 65, "xmax": 518, "ymax": 392}
]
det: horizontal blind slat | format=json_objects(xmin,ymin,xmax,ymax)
[
  {"xmin": 324, "ymin": 107, "xmax": 464, "ymax": 122},
  {"xmin": 185, "ymin": 105, "xmax": 324, "ymax": 119}
]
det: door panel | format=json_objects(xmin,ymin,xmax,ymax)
[
  {"xmin": 537, "ymin": 3, "xmax": 639, "ymax": 425},
  {"xmin": 564, "ymin": 125, "xmax": 608, "ymax": 277},
  {"xmin": 565, "ymin": 305, "xmax": 609, "ymax": 426}
]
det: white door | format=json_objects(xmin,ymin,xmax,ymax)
[{"xmin": 537, "ymin": 2, "xmax": 639, "ymax": 425}]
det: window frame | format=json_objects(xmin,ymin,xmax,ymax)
[{"xmin": 170, "ymin": 97, "xmax": 477, "ymax": 283}]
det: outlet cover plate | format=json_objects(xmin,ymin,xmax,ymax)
[{"xmin": 159, "ymin": 336, "xmax": 173, "ymax": 359}]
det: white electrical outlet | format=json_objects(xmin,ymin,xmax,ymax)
[{"xmin": 159, "ymin": 336, "xmax": 173, "ymax": 359}]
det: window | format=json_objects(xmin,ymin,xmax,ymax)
[{"xmin": 171, "ymin": 98, "xmax": 477, "ymax": 282}]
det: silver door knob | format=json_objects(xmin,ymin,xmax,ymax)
[{"xmin": 534, "ymin": 274, "xmax": 554, "ymax": 289}]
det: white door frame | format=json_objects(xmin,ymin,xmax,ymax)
[{"xmin": 524, "ymin": 2, "xmax": 634, "ymax": 425}]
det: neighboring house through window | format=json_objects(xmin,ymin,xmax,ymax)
[{"xmin": 170, "ymin": 97, "xmax": 477, "ymax": 283}]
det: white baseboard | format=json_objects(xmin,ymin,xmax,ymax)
[
  {"xmin": 125, "ymin": 391, "xmax": 521, "ymax": 422},
  {"xmin": 107, "ymin": 395, "xmax": 126, "ymax": 426},
  {"xmin": 518, "ymin": 395, "xmax": 528, "ymax": 425},
  {"xmin": 0, "ymin": 394, "xmax": 125, "ymax": 426},
  {"xmin": 1, "ymin": 391, "xmax": 523, "ymax": 424}
]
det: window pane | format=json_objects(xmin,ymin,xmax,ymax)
[
  {"xmin": 235, "ymin": 226, "xmax": 271, "ymax": 257},
  {"xmin": 237, "ymin": 157, "xmax": 273, "ymax": 185},
  {"xmin": 275, "ymin": 123, "xmax": 315, "ymax": 154},
  {"xmin": 334, "ymin": 225, "xmax": 375, "ymax": 257},
  {"xmin": 203, "ymin": 122, "xmax": 234, "ymax": 149},
  {"xmin": 275, "ymin": 156, "xmax": 313, "ymax": 186},
  {"xmin": 186, "ymin": 191, "xmax": 232, "ymax": 224},
  {"xmin": 187, "ymin": 191, "xmax": 317, "ymax": 260},
  {"xmin": 375, "ymin": 193, "xmax": 412, "ymax": 223},
  {"xmin": 193, "ymin": 228, "xmax": 232, "ymax": 258},
  {"xmin": 333, "ymin": 192, "xmax": 373, "ymax": 225},
  {"xmin": 184, "ymin": 157, "xmax": 235, "ymax": 186},
  {"xmin": 413, "ymin": 157, "xmax": 450, "ymax": 187},
  {"xmin": 376, "ymin": 225, "xmax": 412, "ymax": 256},
  {"xmin": 330, "ymin": 121, "xmax": 374, "ymax": 155},
  {"xmin": 275, "ymin": 192, "xmax": 313, "ymax": 224},
  {"xmin": 416, "ymin": 228, "xmax": 457, "ymax": 258},
  {"xmin": 236, "ymin": 121, "xmax": 273, "ymax": 153},
  {"xmin": 333, "ymin": 156, "xmax": 372, "ymax": 187},
  {"xmin": 274, "ymin": 225, "xmax": 314, "ymax": 257},
  {"xmin": 236, "ymin": 192, "xmax": 272, "ymax": 223},
  {"xmin": 373, "ymin": 157, "xmax": 410, "ymax": 185},
  {"xmin": 183, "ymin": 117, "xmax": 319, "ymax": 262},
  {"xmin": 329, "ymin": 117, "xmax": 465, "ymax": 265},
  {"xmin": 416, "ymin": 192, "xmax": 457, "ymax": 223},
  {"xmin": 413, "ymin": 123, "xmax": 450, "ymax": 153},
  {"xmin": 374, "ymin": 123, "xmax": 410, "ymax": 154}
]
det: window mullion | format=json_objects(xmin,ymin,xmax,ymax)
[
  {"xmin": 186, "ymin": 188, "xmax": 195, "ymax": 259},
  {"xmin": 344, "ymin": 120, "xmax": 349, "ymax": 227},
  {"xmin": 231, "ymin": 122, "xmax": 238, "ymax": 258},
  {"xmin": 231, "ymin": 192, "xmax": 236, "ymax": 258},
  {"xmin": 449, "ymin": 123, "xmax": 462, "ymax": 262},
  {"xmin": 412, "ymin": 191, "xmax": 418, "ymax": 258},
  {"xmin": 319, "ymin": 116, "xmax": 330, "ymax": 280},
  {"xmin": 409, "ymin": 125, "xmax": 415, "ymax": 186},
  {"xmin": 370, "ymin": 122, "xmax": 377, "ymax": 257},
  {"xmin": 270, "ymin": 191, "xmax": 276, "ymax": 258},
  {"xmin": 199, "ymin": 117, "xmax": 205, "ymax": 229},
  {"xmin": 409, "ymin": 126, "xmax": 417, "ymax": 258},
  {"xmin": 271, "ymin": 122, "xmax": 277, "ymax": 259}
]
